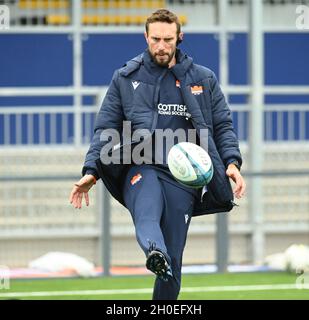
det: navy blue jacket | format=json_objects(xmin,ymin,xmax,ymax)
[{"xmin": 82, "ymin": 49, "xmax": 242, "ymax": 216}]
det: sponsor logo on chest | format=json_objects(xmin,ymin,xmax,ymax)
[
  {"xmin": 132, "ymin": 81, "xmax": 140, "ymax": 90},
  {"xmin": 157, "ymin": 103, "xmax": 191, "ymax": 118}
]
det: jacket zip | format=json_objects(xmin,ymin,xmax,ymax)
[{"xmin": 150, "ymin": 69, "xmax": 168, "ymax": 134}]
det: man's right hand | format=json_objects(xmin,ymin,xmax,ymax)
[{"xmin": 69, "ymin": 174, "xmax": 96, "ymax": 209}]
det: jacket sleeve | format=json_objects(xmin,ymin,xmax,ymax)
[
  {"xmin": 82, "ymin": 70, "xmax": 124, "ymax": 178},
  {"xmin": 209, "ymin": 72, "xmax": 242, "ymax": 169}
]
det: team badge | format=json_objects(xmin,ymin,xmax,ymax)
[
  {"xmin": 191, "ymin": 85, "xmax": 203, "ymax": 95},
  {"xmin": 131, "ymin": 173, "xmax": 142, "ymax": 185}
]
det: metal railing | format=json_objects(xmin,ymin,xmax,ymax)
[{"xmin": 1, "ymin": 98, "xmax": 309, "ymax": 145}]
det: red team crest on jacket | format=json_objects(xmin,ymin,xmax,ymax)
[{"xmin": 131, "ymin": 173, "xmax": 142, "ymax": 185}]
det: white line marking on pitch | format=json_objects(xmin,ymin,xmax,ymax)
[{"xmin": 0, "ymin": 283, "xmax": 308, "ymax": 298}]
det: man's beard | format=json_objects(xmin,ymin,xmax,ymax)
[{"xmin": 149, "ymin": 49, "xmax": 176, "ymax": 67}]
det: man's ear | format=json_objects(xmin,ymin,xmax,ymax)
[
  {"xmin": 177, "ymin": 32, "xmax": 184, "ymax": 45},
  {"xmin": 144, "ymin": 32, "xmax": 149, "ymax": 44}
]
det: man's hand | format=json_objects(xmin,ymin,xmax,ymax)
[
  {"xmin": 69, "ymin": 174, "xmax": 96, "ymax": 209},
  {"xmin": 226, "ymin": 164, "xmax": 246, "ymax": 199}
]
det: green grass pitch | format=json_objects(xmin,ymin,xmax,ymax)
[{"xmin": 0, "ymin": 272, "xmax": 308, "ymax": 300}]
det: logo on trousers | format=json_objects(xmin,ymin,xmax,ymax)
[
  {"xmin": 0, "ymin": 5, "xmax": 10, "ymax": 30},
  {"xmin": 184, "ymin": 214, "xmax": 189, "ymax": 224},
  {"xmin": 131, "ymin": 173, "xmax": 142, "ymax": 185},
  {"xmin": 0, "ymin": 265, "xmax": 10, "ymax": 290}
]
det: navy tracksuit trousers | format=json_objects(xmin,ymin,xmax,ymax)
[{"xmin": 123, "ymin": 165, "xmax": 196, "ymax": 300}]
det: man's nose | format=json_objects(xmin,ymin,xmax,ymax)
[{"xmin": 157, "ymin": 40, "xmax": 166, "ymax": 50}]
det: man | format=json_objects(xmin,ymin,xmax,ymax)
[{"xmin": 70, "ymin": 9, "xmax": 246, "ymax": 300}]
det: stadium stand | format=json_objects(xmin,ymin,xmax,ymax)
[
  {"xmin": 3, "ymin": 0, "xmax": 188, "ymax": 26},
  {"xmin": 3, "ymin": 0, "xmax": 309, "ymax": 26},
  {"xmin": 18, "ymin": 0, "xmax": 69, "ymax": 9},
  {"xmin": 80, "ymin": 13, "xmax": 187, "ymax": 25},
  {"xmin": 81, "ymin": 0, "xmax": 167, "ymax": 9},
  {"xmin": 45, "ymin": 14, "xmax": 70, "ymax": 25}
]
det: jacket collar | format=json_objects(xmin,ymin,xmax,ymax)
[{"xmin": 142, "ymin": 48, "xmax": 193, "ymax": 79}]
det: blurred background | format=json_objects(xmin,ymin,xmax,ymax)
[{"xmin": 0, "ymin": 0, "xmax": 308, "ymax": 276}]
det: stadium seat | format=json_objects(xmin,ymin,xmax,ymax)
[
  {"xmin": 80, "ymin": 13, "xmax": 187, "ymax": 26},
  {"xmin": 82, "ymin": 0, "xmax": 166, "ymax": 9},
  {"xmin": 82, "ymin": 0, "xmax": 96, "ymax": 9},
  {"xmin": 93, "ymin": 0, "xmax": 109, "ymax": 9},
  {"xmin": 178, "ymin": 14, "xmax": 188, "ymax": 25},
  {"xmin": 82, "ymin": 15, "xmax": 92, "ymax": 25},
  {"xmin": 97, "ymin": 15, "xmax": 111, "ymax": 25},
  {"xmin": 146, "ymin": 0, "xmax": 166, "ymax": 8},
  {"xmin": 18, "ymin": 0, "xmax": 36, "ymax": 9},
  {"xmin": 82, "ymin": 14, "xmax": 150, "ymax": 26},
  {"xmin": 19, "ymin": 0, "xmax": 69, "ymax": 9},
  {"xmin": 118, "ymin": 15, "xmax": 132, "ymax": 25},
  {"xmin": 19, "ymin": 16, "xmax": 45, "ymax": 25},
  {"xmin": 46, "ymin": 14, "xmax": 70, "ymax": 25},
  {"xmin": 130, "ymin": 15, "xmax": 147, "ymax": 25}
]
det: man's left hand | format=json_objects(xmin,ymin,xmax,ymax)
[{"xmin": 226, "ymin": 164, "xmax": 246, "ymax": 199}]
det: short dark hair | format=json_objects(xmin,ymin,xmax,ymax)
[{"xmin": 145, "ymin": 9, "xmax": 181, "ymax": 37}]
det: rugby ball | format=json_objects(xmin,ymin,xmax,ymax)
[{"xmin": 167, "ymin": 142, "xmax": 213, "ymax": 188}]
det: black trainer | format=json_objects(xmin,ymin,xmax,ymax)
[{"xmin": 146, "ymin": 250, "xmax": 173, "ymax": 282}]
